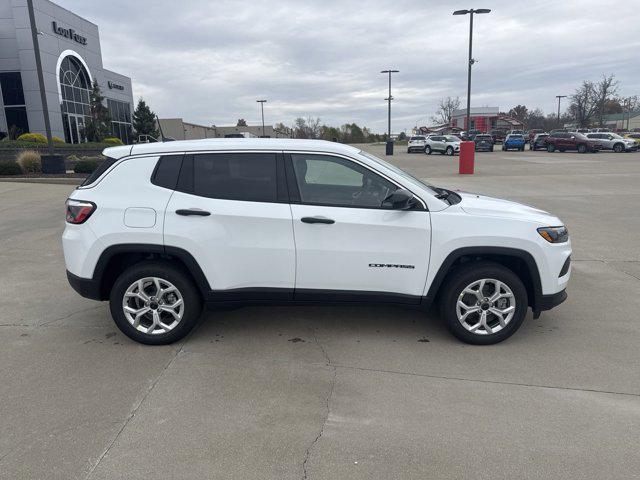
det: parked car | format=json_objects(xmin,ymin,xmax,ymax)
[
  {"xmin": 407, "ymin": 135, "xmax": 427, "ymax": 153},
  {"xmin": 425, "ymin": 135, "xmax": 461, "ymax": 155},
  {"xmin": 530, "ymin": 133, "xmax": 549, "ymax": 151},
  {"xmin": 474, "ymin": 134, "xmax": 494, "ymax": 152},
  {"xmin": 585, "ymin": 132, "xmax": 638, "ymax": 152},
  {"xmin": 546, "ymin": 132, "xmax": 601, "ymax": 153},
  {"xmin": 502, "ymin": 134, "xmax": 526, "ymax": 151},
  {"xmin": 624, "ymin": 132, "xmax": 640, "ymax": 148},
  {"xmin": 527, "ymin": 129, "xmax": 544, "ymax": 143},
  {"xmin": 63, "ymin": 138, "xmax": 571, "ymax": 345},
  {"xmin": 490, "ymin": 129, "xmax": 507, "ymax": 144}
]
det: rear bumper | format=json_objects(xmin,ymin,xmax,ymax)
[{"xmin": 67, "ymin": 270, "xmax": 102, "ymax": 301}]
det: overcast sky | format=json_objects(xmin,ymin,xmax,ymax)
[{"xmin": 60, "ymin": 0, "xmax": 640, "ymax": 133}]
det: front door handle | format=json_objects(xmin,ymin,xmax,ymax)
[
  {"xmin": 176, "ymin": 209, "xmax": 211, "ymax": 216},
  {"xmin": 301, "ymin": 216, "xmax": 335, "ymax": 224}
]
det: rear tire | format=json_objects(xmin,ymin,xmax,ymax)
[
  {"xmin": 439, "ymin": 262, "xmax": 528, "ymax": 345},
  {"xmin": 109, "ymin": 261, "xmax": 203, "ymax": 345}
]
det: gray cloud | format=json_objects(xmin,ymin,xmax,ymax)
[{"xmin": 61, "ymin": 0, "xmax": 640, "ymax": 132}]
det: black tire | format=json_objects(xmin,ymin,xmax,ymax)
[
  {"xmin": 491, "ymin": 146, "xmax": 494, "ymax": 152},
  {"xmin": 547, "ymin": 144, "xmax": 555, "ymax": 153},
  {"xmin": 109, "ymin": 261, "xmax": 203, "ymax": 345},
  {"xmin": 520, "ymin": 146, "xmax": 524, "ymax": 151},
  {"xmin": 577, "ymin": 144, "xmax": 586, "ymax": 154},
  {"xmin": 613, "ymin": 143, "xmax": 624, "ymax": 153},
  {"xmin": 446, "ymin": 146, "xmax": 454, "ymax": 156},
  {"xmin": 559, "ymin": 148, "xmax": 565, "ymax": 153},
  {"xmin": 407, "ymin": 149, "xmax": 411, "ymax": 153},
  {"xmin": 502, "ymin": 146, "xmax": 506, "ymax": 151},
  {"xmin": 439, "ymin": 262, "xmax": 528, "ymax": 345},
  {"xmin": 425, "ymin": 145, "xmax": 432, "ymax": 155}
]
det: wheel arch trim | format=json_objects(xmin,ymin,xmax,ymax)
[{"xmin": 422, "ymin": 246, "xmax": 543, "ymax": 311}]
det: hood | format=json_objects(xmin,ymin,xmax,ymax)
[{"xmin": 458, "ymin": 192, "xmax": 561, "ymax": 225}]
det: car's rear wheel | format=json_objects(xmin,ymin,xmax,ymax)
[
  {"xmin": 613, "ymin": 143, "xmax": 624, "ymax": 153},
  {"xmin": 425, "ymin": 145, "xmax": 432, "ymax": 155},
  {"xmin": 110, "ymin": 261, "xmax": 203, "ymax": 345},
  {"xmin": 577, "ymin": 144, "xmax": 587, "ymax": 154},
  {"xmin": 439, "ymin": 262, "xmax": 528, "ymax": 345}
]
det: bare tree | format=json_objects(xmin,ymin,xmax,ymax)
[
  {"xmin": 431, "ymin": 96, "xmax": 461, "ymax": 125},
  {"xmin": 594, "ymin": 74, "xmax": 619, "ymax": 126},
  {"xmin": 293, "ymin": 116, "xmax": 322, "ymax": 139},
  {"xmin": 569, "ymin": 81, "xmax": 598, "ymax": 127},
  {"xmin": 508, "ymin": 105, "xmax": 529, "ymax": 124}
]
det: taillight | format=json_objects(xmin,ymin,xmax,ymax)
[{"xmin": 66, "ymin": 199, "xmax": 96, "ymax": 224}]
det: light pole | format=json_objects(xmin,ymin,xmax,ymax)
[
  {"xmin": 380, "ymin": 69, "xmax": 399, "ymax": 154},
  {"xmin": 256, "ymin": 100, "xmax": 267, "ymax": 137},
  {"xmin": 453, "ymin": 8, "xmax": 491, "ymax": 136},
  {"xmin": 556, "ymin": 95, "xmax": 567, "ymax": 128}
]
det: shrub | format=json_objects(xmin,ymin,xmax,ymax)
[
  {"xmin": 74, "ymin": 159, "xmax": 99, "ymax": 174},
  {"xmin": 0, "ymin": 161, "xmax": 22, "ymax": 175},
  {"xmin": 16, "ymin": 133, "xmax": 65, "ymax": 143},
  {"xmin": 17, "ymin": 133, "xmax": 47, "ymax": 143},
  {"xmin": 16, "ymin": 150, "xmax": 41, "ymax": 174},
  {"xmin": 103, "ymin": 137, "xmax": 124, "ymax": 145}
]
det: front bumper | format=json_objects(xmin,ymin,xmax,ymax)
[{"xmin": 537, "ymin": 289, "xmax": 567, "ymax": 313}]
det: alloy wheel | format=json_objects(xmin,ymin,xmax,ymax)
[
  {"xmin": 122, "ymin": 277, "xmax": 184, "ymax": 335},
  {"xmin": 455, "ymin": 278, "xmax": 515, "ymax": 335}
]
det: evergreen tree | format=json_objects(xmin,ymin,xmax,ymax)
[
  {"xmin": 85, "ymin": 80, "xmax": 111, "ymax": 142},
  {"xmin": 133, "ymin": 98, "xmax": 159, "ymax": 141}
]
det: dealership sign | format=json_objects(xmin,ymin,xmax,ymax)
[
  {"xmin": 108, "ymin": 81, "xmax": 124, "ymax": 91},
  {"xmin": 51, "ymin": 21, "xmax": 87, "ymax": 45}
]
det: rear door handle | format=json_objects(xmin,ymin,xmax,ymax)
[
  {"xmin": 301, "ymin": 216, "xmax": 334, "ymax": 224},
  {"xmin": 175, "ymin": 209, "xmax": 211, "ymax": 216}
]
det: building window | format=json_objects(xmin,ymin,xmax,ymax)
[
  {"xmin": 59, "ymin": 55, "xmax": 91, "ymax": 143},
  {"xmin": 0, "ymin": 72, "xmax": 29, "ymax": 138},
  {"xmin": 107, "ymin": 99, "xmax": 132, "ymax": 144}
]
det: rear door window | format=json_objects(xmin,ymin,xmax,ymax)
[{"xmin": 192, "ymin": 153, "xmax": 278, "ymax": 202}]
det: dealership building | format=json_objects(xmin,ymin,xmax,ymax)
[{"xmin": 0, "ymin": 0, "xmax": 134, "ymax": 143}]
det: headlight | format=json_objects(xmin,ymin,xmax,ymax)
[{"xmin": 537, "ymin": 226, "xmax": 569, "ymax": 243}]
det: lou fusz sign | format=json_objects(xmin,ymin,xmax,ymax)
[{"xmin": 51, "ymin": 21, "xmax": 87, "ymax": 45}]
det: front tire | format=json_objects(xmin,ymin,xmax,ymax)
[
  {"xmin": 425, "ymin": 145, "xmax": 432, "ymax": 155},
  {"xmin": 613, "ymin": 143, "xmax": 624, "ymax": 153},
  {"xmin": 446, "ymin": 146, "xmax": 454, "ymax": 156},
  {"xmin": 109, "ymin": 261, "xmax": 203, "ymax": 345},
  {"xmin": 547, "ymin": 144, "xmax": 555, "ymax": 153},
  {"xmin": 577, "ymin": 144, "xmax": 586, "ymax": 154},
  {"xmin": 439, "ymin": 262, "xmax": 528, "ymax": 345}
]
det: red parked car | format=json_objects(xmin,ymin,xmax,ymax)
[{"xmin": 546, "ymin": 132, "xmax": 601, "ymax": 153}]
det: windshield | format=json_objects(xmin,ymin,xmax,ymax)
[
  {"xmin": 359, "ymin": 150, "xmax": 438, "ymax": 192},
  {"xmin": 610, "ymin": 133, "xmax": 622, "ymax": 139},
  {"xmin": 444, "ymin": 135, "xmax": 460, "ymax": 142},
  {"xmin": 509, "ymin": 135, "xmax": 524, "ymax": 139},
  {"xmin": 476, "ymin": 135, "xmax": 491, "ymax": 140},
  {"xmin": 410, "ymin": 136, "xmax": 426, "ymax": 141}
]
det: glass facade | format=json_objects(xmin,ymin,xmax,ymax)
[
  {"xmin": 0, "ymin": 72, "xmax": 29, "ymax": 138},
  {"xmin": 107, "ymin": 98, "xmax": 132, "ymax": 144},
  {"xmin": 59, "ymin": 56, "xmax": 91, "ymax": 143}
]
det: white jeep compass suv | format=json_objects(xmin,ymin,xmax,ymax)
[{"xmin": 63, "ymin": 139, "xmax": 571, "ymax": 345}]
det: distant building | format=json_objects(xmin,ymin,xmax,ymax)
[
  {"xmin": 601, "ymin": 110, "xmax": 640, "ymax": 131},
  {"xmin": 156, "ymin": 118, "xmax": 291, "ymax": 140},
  {"xmin": 450, "ymin": 107, "xmax": 524, "ymax": 132}
]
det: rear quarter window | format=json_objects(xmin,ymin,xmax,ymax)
[
  {"xmin": 81, "ymin": 156, "xmax": 119, "ymax": 186},
  {"xmin": 151, "ymin": 155, "xmax": 184, "ymax": 189}
]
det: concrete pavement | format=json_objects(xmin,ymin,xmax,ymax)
[{"xmin": 0, "ymin": 146, "xmax": 639, "ymax": 479}]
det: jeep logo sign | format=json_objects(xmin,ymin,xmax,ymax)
[
  {"xmin": 108, "ymin": 81, "xmax": 124, "ymax": 91},
  {"xmin": 51, "ymin": 21, "xmax": 87, "ymax": 45}
]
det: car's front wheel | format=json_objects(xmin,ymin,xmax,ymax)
[
  {"xmin": 110, "ymin": 261, "xmax": 203, "ymax": 345},
  {"xmin": 547, "ymin": 144, "xmax": 555, "ymax": 153},
  {"xmin": 577, "ymin": 144, "xmax": 587, "ymax": 154},
  {"xmin": 613, "ymin": 143, "xmax": 624, "ymax": 153},
  {"xmin": 446, "ymin": 146, "xmax": 454, "ymax": 156},
  {"xmin": 425, "ymin": 145, "xmax": 432, "ymax": 155},
  {"xmin": 439, "ymin": 262, "xmax": 528, "ymax": 345}
]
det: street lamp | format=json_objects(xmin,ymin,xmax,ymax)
[
  {"xmin": 453, "ymin": 8, "xmax": 491, "ymax": 136},
  {"xmin": 380, "ymin": 69, "xmax": 399, "ymax": 154},
  {"xmin": 555, "ymin": 95, "xmax": 567, "ymax": 128},
  {"xmin": 256, "ymin": 99, "xmax": 267, "ymax": 137}
]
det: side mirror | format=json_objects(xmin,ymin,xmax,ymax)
[{"xmin": 383, "ymin": 189, "xmax": 418, "ymax": 210}]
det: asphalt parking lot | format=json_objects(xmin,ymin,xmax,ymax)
[{"xmin": 1, "ymin": 146, "xmax": 639, "ymax": 479}]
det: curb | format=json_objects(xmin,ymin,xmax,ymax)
[{"xmin": 0, "ymin": 177, "xmax": 83, "ymax": 185}]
